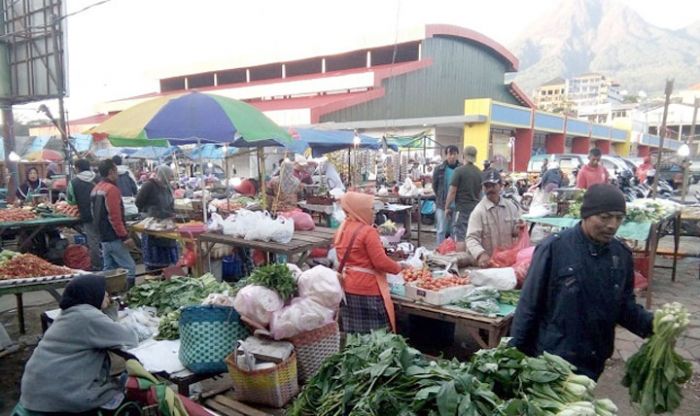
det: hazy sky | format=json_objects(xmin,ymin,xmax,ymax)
[{"xmin": 12, "ymin": 0, "xmax": 700, "ymax": 122}]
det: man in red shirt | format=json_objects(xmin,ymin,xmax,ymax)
[{"xmin": 576, "ymin": 148, "xmax": 609, "ymax": 189}]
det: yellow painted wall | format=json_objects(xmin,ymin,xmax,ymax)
[
  {"xmin": 464, "ymin": 99, "xmax": 491, "ymax": 163},
  {"xmin": 612, "ymin": 118, "xmax": 632, "ymax": 156}
]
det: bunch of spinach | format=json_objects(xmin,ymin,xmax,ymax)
[
  {"xmin": 290, "ymin": 330, "xmax": 502, "ymax": 416},
  {"xmin": 622, "ymin": 302, "xmax": 693, "ymax": 416},
  {"xmin": 246, "ymin": 263, "xmax": 297, "ymax": 300}
]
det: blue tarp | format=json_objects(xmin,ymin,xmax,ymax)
[
  {"xmin": 28, "ymin": 136, "xmax": 51, "ymax": 153},
  {"xmin": 130, "ymin": 146, "xmax": 179, "ymax": 160},
  {"xmin": 185, "ymin": 143, "xmax": 237, "ymax": 160},
  {"xmin": 289, "ymin": 128, "xmax": 395, "ymax": 157},
  {"xmin": 94, "ymin": 147, "xmax": 138, "ymax": 159},
  {"xmin": 71, "ymin": 134, "xmax": 93, "ymax": 152}
]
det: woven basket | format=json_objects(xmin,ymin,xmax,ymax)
[
  {"xmin": 225, "ymin": 350, "xmax": 299, "ymax": 408},
  {"xmin": 179, "ymin": 305, "xmax": 249, "ymax": 374},
  {"xmin": 288, "ymin": 322, "xmax": 340, "ymax": 383}
]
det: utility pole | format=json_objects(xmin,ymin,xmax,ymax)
[
  {"xmin": 651, "ymin": 79, "xmax": 674, "ymax": 199},
  {"xmin": 682, "ymin": 97, "xmax": 700, "ymax": 201}
]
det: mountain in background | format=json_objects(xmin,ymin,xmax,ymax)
[{"xmin": 509, "ymin": 0, "xmax": 700, "ymax": 97}]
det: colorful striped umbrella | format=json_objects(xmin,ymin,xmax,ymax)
[{"xmin": 87, "ymin": 91, "xmax": 293, "ymax": 148}]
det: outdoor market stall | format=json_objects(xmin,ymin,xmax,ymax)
[
  {"xmin": 197, "ymin": 227, "xmax": 336, "ymax": 269},
  {"xmin": 523, "ymin": 198, "xmax": 681, "ymax": 308},
  {"xmin": 0, "ymin": 213, "xmax": 79, "ymax": 252}
]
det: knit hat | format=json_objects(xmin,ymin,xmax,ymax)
[{"xmin": 580, "ymin": 183, "xmax": 626, "ymax": 219}]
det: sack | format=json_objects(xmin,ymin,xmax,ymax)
[
  {"xmin": 226, "ymin": 349, "xmax": 299, "ymax": 408},
  {"xmin": 233, "ymin": 285, "xmax": 285, "ymax": 327},
  {"xmin": 489, "ymin": 228, "xmax": 530, "ymax": 268},
  {"xmin": 178, "ymin": 305, "xmax": 249, "ymax": 374},
  {"xmin": 269, "ymin": 298, "xmax": 335, "ymax": 340},
  {"xmin": 297, "ymin": 265, "xmax": 343, "ymax": 309}
]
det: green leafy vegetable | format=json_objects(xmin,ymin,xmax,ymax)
[
  {"xmin": 499, "ymin": 290, "xmax": 521, "ymax": 306},
  {"xmin": 246, "ymin": 263, "xmax": 297, "ymax": 300},
  {"xmin": 622, "ymin": 302, "xmax": 693, "ymax": 415}
]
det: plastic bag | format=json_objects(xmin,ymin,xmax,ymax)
[
  {"xmin": 202, "ymin": 293, "xmax": 235, "ymax": 307},
  {"xmin": 269, "ymin": 217, "xmax": 294, "ymax": 244},
  {"xmin": 279, "ymin": 209, "xmax": 315, "ymax": 231},
  {"xmin": 489, "ymin": 228, "xmax": 530, "ymax": 268},
  {"xmin": 513, "ymin": 246, "xmax": 536, "ymax": 287},
  {"xmin": 469, "ymin": 268, "xmax": 517, "ymax": 290},
  {"xmin": 398, "ymin": 178, "xmax": 418, "ymax": 197},
  {"xmin": 297, "ymin": 266, "xmax": 343, "ymax": 309},
  {"xmin": 233, "ymin": 285, "xmax": 285, "ymax": 327},
  {"xmin": 208, "ymin": 212, "xmax": 225, "ymax": 232},
  {"xmin": 269, "ymin": 297, "xmax": 335, "ymax": 340},
  {"xmin": 332, "ymin": 203, "xmax": 346, "ymax": 223},
  {"xmin": 286, "ymin": 263, "xmax": 303, "ymax": 281},
  {"xmin": 120, "ymin": 307, "xmax": 160, "ymax": 342},
  {"xmin": 436, "ymin": 238, "xmax": 456, "ymax": 255}
]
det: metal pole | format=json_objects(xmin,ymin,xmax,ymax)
[
  {"xmin": 2, "ymin": 105, "xmax": 18, "ymax": 205},
  {"xmin": 682, "ymin": 98, "xmax": 700, "ymax": 201},
  {"xmin": 651, "ymin": 79, "xmax": 674, "ymax": 198},
  {"xmin": 51, "ymin": 13, "xmax": 71, "ymax": 181}
]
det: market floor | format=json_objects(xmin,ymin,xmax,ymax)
[{"xmin": 2, "ymin": 244, "xmax": 700, "ymax": 415}]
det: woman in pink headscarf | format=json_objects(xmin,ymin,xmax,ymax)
[{"xmin": 334, "ymin": 192, "xmax": 405, "ymax": 333}]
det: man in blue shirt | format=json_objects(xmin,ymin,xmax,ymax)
[{"xmin": 432, "ymin": 146, "xmax": 461, "ymax": 244}]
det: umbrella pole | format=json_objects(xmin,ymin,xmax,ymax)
[
  {"xmin": 257, "ymin": 147, "xmax": 266, "ymax": 209},
  {"xmin": 199, "ymin": 138, "xmax": 208, "ymax": 224}
]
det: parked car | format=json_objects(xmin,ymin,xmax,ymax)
[
  {"xmin": 527, "ymin": 153, "xmax": 588, "ymax": 173},
  {"xmin": 688, "ymin": 159, "xmax": 700, "ymax": 184}
]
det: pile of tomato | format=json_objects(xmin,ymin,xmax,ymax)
[
  {"xmin": 415, "ymin": 275, "xmax": 470, "ymax": 291},
  {"xmin": 402, "ymin": 267, "xmax": 432, "ymax": 282}
]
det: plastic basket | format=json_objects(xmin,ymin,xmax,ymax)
[
  {"xmin": 179, "ymin": 305, "xmax": 249, "ymax": 374},
  {"xmin": 288, "ymin": 322, "xmax": 340, "ymax": 383},
  {"xmin": 225, "ymin": 350, "xmax": 299, "ymax": 408}
]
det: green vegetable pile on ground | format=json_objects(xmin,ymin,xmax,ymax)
[
  {"xmin": 246, "ymin": 263, "xmax": 297, "ymax": 300},
  {"xmin": 622, "ymin": 302, "xmax": 693, "ymax": 416},
  {"xmin": 291, "ymin": 332, "xmax": 618, "ymax": 416},
  {"xmin": 126, "ymin": 273, "xmax": 232, "ymax": 339}
]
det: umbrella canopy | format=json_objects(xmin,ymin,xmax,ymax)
[
  {"xmin": 24, "ymin": 149, "xmax": 64, "ymax": 162},
  {"xmin": 289, "ymin": 128, "xmax": 397, "ymax": 157},
  {"xmin": 87, "ymin": 91, "xmax": 293, "ymax": 148},
  {"xmin": 94, "ymin": 147, "xmax": 137, "ymax": 159}
]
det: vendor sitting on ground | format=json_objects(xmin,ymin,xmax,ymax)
[
  {"xmin": 18, "ymin": 275, "xmax": 138, "ymax": 414},
  {"xmin": 136, "ymin": 165, "xmax": 179, "ymax": 271},
  {"xmin": 335, "ymin": 192, "xmax": 407, "ymax": 334},
  {"xmin": 16, "ymin": 167, "xmax": 48, "ymax": 202},
  {"xmin": 465, "ymin": 170, "xmax": 523, "ymax": 267}
]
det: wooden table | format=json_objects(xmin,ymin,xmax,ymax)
[
  {"xmin": 0, "ymin": 215, "xmax": 80, "ymax": 251},
  {"xmin": 198, "ymin": 227, "xmax": 336, "ymax": 270},
  {"xmin": 0, "ymin": 268, "xmax": 126, "ymax": 334},
  {"xmin": 392, "ymin": 295, "xmax": 514, "ymax": 349},
  {"xmin": 128, "ymin": 223, "xmax": 202, "ymax": 275}
]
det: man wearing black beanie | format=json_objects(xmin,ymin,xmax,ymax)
[{"xmin": 509, "ymin": 183, "xmax": 653, "ymax": 380}]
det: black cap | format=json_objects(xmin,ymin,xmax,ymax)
[
  {"xmin": 580, "ymin": 183, "xmax": 626, "ymax": 219},
  {"xmin": 482, "ymin": 169, "xmax": 501, "ymax": 184}
]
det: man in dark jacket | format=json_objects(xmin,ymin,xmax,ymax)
[
  {"xmin": 510, "ymin": 184, "xmax": 653, "ymax": 380},
  {"xmin": 66, "ymin": 159, "xmax": 102, "ymax": 270},
  {"xmin": 91, "ymin": 159, "xmax": 136, "ymax": 287},
  {"xmin": 112, "ymin": 155, "xmax": 138, "ymax": 197},
  {"xmin": 432, "ymin": 145, "xmax": 461, "ymax": 244}
]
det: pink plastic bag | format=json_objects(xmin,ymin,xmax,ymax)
[
  {"xmin": 490, "ymin": 228, "xmax": 531, "ymax": 268},
  {"xmin": 436, "ymin": 237, "xmax": 456, "ymax": 254},
  {"xmin": 513, "ymin": 246, "xmax": 536, "ymax": 287},
  {"xmin": 279, "ymin": 209, "xmax": 315, "ymax": 231}
]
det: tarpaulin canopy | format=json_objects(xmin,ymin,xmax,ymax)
[
  {"xmin": 288, "ymin": 128, "xmax": 397, "ymax": 157},
  {"xmin": 185, "ymin": 143, "xmax": 237, "ymax": 160},
  {"xmin": 129, "ymin": 146, "xmax": 180, "ymax": 160}
]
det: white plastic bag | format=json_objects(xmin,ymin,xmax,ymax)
[
  {"xmin": 269, "ymin": 297, "xmax": 335, "ymax": 340},
  {"xmin": 202, "ymin": 293, "xmax": 235, "ymax": 307},
  {"xmin": 120, "ymin": 307, "xmax": 160, "ymax": 342},
  {"xmin": 332, "ymin": 202, "xmax": 346, "ymax": 223},
  {"xmin": 398, "ymin": 178, "xmax": 417, "ymax": 197},
  {"xmin": 208, "ymin": 212, "xmax": 225, "ymax": 232},
  {"xmin": 233, "ymin": 285, "xmax": 284, "ymax": 327},
  {"xmin": 270, "ymin": 217, "xmax": 294, "ymax": 244},
  {"xmin": 297, "ymin": 266, "xmax": 343, "ymax": 309},
  {"xmin": 469, "ymin": 267, "xmax": 517, "ymax": 290},
  {"xmin": 286, "ymin": 263, "xmax": 303, "ymax": 282}
]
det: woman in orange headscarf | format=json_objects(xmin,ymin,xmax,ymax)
[{"xmin": 335, "ymin": 192, "xmax": 405, "ymax": 333}]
